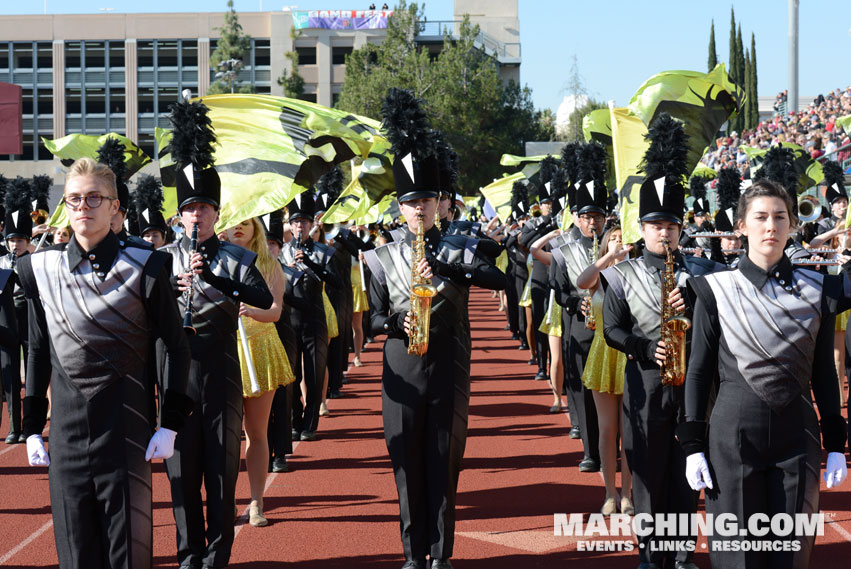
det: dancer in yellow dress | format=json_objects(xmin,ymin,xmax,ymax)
[
  {"xmin": 530, "ymin": 227, "xmax": 566, "ymax": 412},
  {"xmin": 351, "ymin": 253, "xmax": 369, "ymax": 367},
  {"xmin": 576, "ymin": 225, "xmax": 633, "ymax": 516},
  {"xmin": 227, "ymin": 217, "xmax": 295, "ymax": 527}
]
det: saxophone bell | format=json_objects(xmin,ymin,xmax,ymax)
[
  {"xmin": 585, "ymin": 227, "xmax": 599, "ymax": 331},
  {"xmin": 408, "ymin": 212, "xmax": 437, "ymax": 357},
  {"xmin": 660, "ymin": 238, "xmax": 691, "ymax": 386}
]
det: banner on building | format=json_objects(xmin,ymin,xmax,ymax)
[
  {"xmin": 293, "ymin": 10, "xmax": 393, "ymax": 30},
  {"xmin": 0, "ymin": 82, "xmax": 22, "ymax": 155}
]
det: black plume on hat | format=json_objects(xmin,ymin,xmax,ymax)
[
  {"xmin": 537, "ymin": 155, "xmax": 559, "ymax": 202},
  {"xmin": 561, "ymin": 143, "xmax": 580, "ymax": 183},
  {"xmin": 316, "ymin": 166, "xmax": 344, "ymax": 213},
  {"xmin": 0, "ymin": 175, "xmax": 7, "ymax": 222},
  {"xmin": 510, "ymin": 180, "xmax": 528, "ymax": 218},
  {"xmin": 97, "ymin": 137, "xmax": 131, "ymax": 211},
  {"xmin": 169, "ymin": 99, "xmax": 220, "ymax": 209},
  {"xmin": 550, "ymin": 167, "xmax": 569, "ymax": 214},
  {"xmin": 822, "ymin": 159, "xmax": 847, "ymax": 205},
  {"xmin": 689, "ymin": 175, "xmax": 709, "ymax": 215},
  {"xmin": 381, "ymin": 88, "xmax": 440, "ymax": 202},
  {"xmin": 638, "ymin": 113, "xmax": 689, "ymax": 223},
  {"xmin": 573, "ymin": 142, "xmax": 609, "ymax": 215},
  {"xmin": 31, "ymin": 175, "xmax": 52, "ymax": 213},
  {"xmin": 714, "ymin": 167, "xmax": 742, "ymax": 232},
  {"xmin": 753, "ymin": 145, "xmax": 799, "ymax": 215},
  {"xmin": 435, "ymin": 134, "xmax": 459, "ymax": 197},
  {"xmin": 4, "ymin": 176, "xmax": 33, "ymax": 239},
  {"xmin": 134, "ymin": 175, "xmax": 167, "ymax": 236}
]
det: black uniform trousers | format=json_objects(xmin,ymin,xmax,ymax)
[
  {"xmin": 513, "ymin": 266, "xmax": 528, "ymax": 340},
  {"xmin": 504, "ymin": 259, "xmax": 520, "ymax": 335},
  {"xmin": 268, "ymin": 317, "xmax": 297, "ymax": 459},
  {"xmin": 327, "ymin": 277, "xmax": 353, "ymax": 394},
  {"xmin": 382, "ymin": 332, "xmax": 468, "ymax": 563},
  {"xmin": 559, "ymin": 308, "xmax": 579, "ymax": 429},
  {"xmin": 705, "ymin": 378, "xmax": 820, "ymax": 569},
  {"xmin": 1, "ymin": 302, "xmax": 25, "ymax": 435},
  {"xmin": 565, "ymin": 313, "xmax": 599, "ymax": 461},
  {"xmin": 291, "ymin": 317, "xmax": 329, "ymax": 435},
  {"xmin": 165, "ymin": 330, "xmax": 242, "ymax": 569},
  {"xmin": 530, "ymin": 280, "xmax": 549, "ymax": 372},
  {"xmin": 622, "ymin": 360, "xmax": 696, "ymax": 566}
]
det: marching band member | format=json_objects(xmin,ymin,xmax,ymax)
[
  {"xmin": 134, "ymin": 175, "xmax": 170, "ymax": 249},
  {"xmin": 160, "ymin": 99, "xmax": 273, "ymax": 569},
  {"xmin": 678, "ymin": 178, "xmax": 848, "ymax": 568},
  {"xmin": 21, "ymin": 157, "xmax": 193, "ymax": 569},
  {"xmin": 364, "ymin": 88, "xmax": 506, "ymax": 569}
]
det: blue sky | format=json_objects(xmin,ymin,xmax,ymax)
[{"xmin": 8, "ymin": 1, "xmax": 851, "ymax": 112}]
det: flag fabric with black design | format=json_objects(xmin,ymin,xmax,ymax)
[
  {"xmin": 316, "ymin": 166, "xmax": 345, "ymax": 215},
  {"xmin": 381, "ymin": 88, "xmax": 440, "ymax": 203},
  {"xmin": 287, "ymin": 188, "xmax": 316, "ymax": 222},
  {"xmin": 713, "ymin": 167, "xmax": 742, "ymax": 232},
  {"xmin": 4, "ymin": 177, "xmax": 33, "ymax": 239},
  {"xmin": 689, "ymin": 175, "xmax": 709, "ymax": 215},
  {"xmin": 169, "ymin": 99, "xmax": 220, "ymax": 209},
  {"xmin": 134, "ymin": 175, "xmax": 168, "ymax": 237},
  {"xmin": 574, "ymin": 142, "xmax": 609, "ymax": 215},
  {"xmin": 638, "ymin": 113, "xmax": 689, "ymax": 224},
  {"xmin": 741, "ymin": 142, "xmax": 824, "ymax": 195},
  {"xmin": 822, "ymin": 159, "xmax": 847, "ymax": 205},
  {"xmin": 44, "ymin": 133, "xmax": 151, "ymax": 175}
]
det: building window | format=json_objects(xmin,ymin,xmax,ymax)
[
  {"xmin": 109, "ymin": 42, "xmax": 125, "ymax": 68},
  {"xmin": 86, "ymin": 87, "xmax": 106, "ymax": 114},
  {"xmin": 37, "ymin": 43, "xmax": 52, "ymax": 69},
  {"xmin": 110, "ymin": 87, "xmax": 126, "ymax": 114},
  {"xmin": 85, "ymin": 41, "xmax": 106, "ymax": 68},
  {"xmin": 66, "ymin": 87, "xmax": 82, "ymax": 114},
  {"xmin": 14, "ymin": 44, "xmax": 33, "ymax": 69},
  {"xmin": 332, "ymin": 92, "xmax": 341, "ymax": 107},
  {"xmin": 182, "ymin": 40, "xmax": 198, "ymax": 67},
  {"xmin": 138, "ymin": 40, "xmax": 154, "ymax": 68},
  {"xmin": 255, "ymin": 39, "xmax": 270, "ymax": 66},
  {"xmin": 332, "ymin": 46, "xmax": 352, "ymax": 65},
  {"xmin": 296, "ymin": 46, "xmax": 316, "ymax": 66},
  {"xmin": 299, "ymin": 93, "xmax": 317, "ymax": 103},
  {"xmin": 158, "ymin": 40, "xmax": 179, "ymax": 67},
  {"xmin": 37, "ymin": 88, "xmax": 53, "ymax": 115}
]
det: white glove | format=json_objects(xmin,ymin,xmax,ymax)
[
  {"xmin": 823, "ymin": 452, "xmax": 848, "ymax": 488},
  {"xmin": 145, "ymin": 428, "xmax": 177, "ymax": 461},
  {"xmin": 685, "ymin": 452, "xmax": 714, "ymax": 491},
  {"xmin": 26, "ymin": 434, "xmax": 50, "ymax": 467}
]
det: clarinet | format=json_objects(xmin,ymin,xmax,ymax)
[{"xmin": 182, "ymin": 223, "xmax": 199, "ymax": 335}]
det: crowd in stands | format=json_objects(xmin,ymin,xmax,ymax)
[{"xmin": 701, "ymin": 86, "xmax": 851, "ymax": 177}]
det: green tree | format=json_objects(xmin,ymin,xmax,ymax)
[
  {"xmin": 744, "ymin": 48, "xmax": 753, "ymax": 129},
  {"xmin": 278, "ymin": 28, "xmax": 305, "ymax": 99},
  {"xmin": 707, "ymin": 20, "xmax": 717, "ymax": 72},
  {"xmin": 750, "ymin": 32, "xmax": 759, "ymax": 129},
  {"xmin": 564, "ymin": 99, "xmax": 606, "ymax": 142},
  {"xmin": 337, "ymin": 1, "xmax": 554, "ymax": 192},
  {"xmin": 209, "ymin": 0, "xmax": 253, "ymax": 94},
  {"xmin": 728, "ymin": 8, "xmax": 737, "ymax": 84}
]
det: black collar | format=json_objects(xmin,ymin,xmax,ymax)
[
  {"xmin": 578, "ymin": 234, "xmax": 594, "ymax": 248},
  {"xmin": 643, "ymin": 249, "xmax": 684, "ymax": 273},
  {"xmin": 67, "ymin": 231, "xmax": 120, "ymax": 275},
  {"xmin": 404, "ymin": 225, "xmax": 442, "ymax": 255},
  {"xmin": 183, "ymin": 234, "xmax": 221, "ymax": 258},
  {"xmin": 737, "ymin": 253, "xmax": 794, "ymax": 290}
]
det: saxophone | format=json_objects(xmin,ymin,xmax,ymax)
[
  {"xmin": 660, "ymin": 238, "xmax": 691, "ymax": 386},
  {"xmin": 408, "ymin": 213, "xmax": 437, "ymax": 356},
  {"xmin": 584, "ymin": 228, "xmax": 599, "ymax": 331}
]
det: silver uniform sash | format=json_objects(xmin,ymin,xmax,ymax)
[
  {"xmin": 555, "ymin": 239, "xmax": 592, "ymax": 293},
  {"xmin": 30, "ymin": 245, "xmax": 154, "ymax": 399},
  {"xmin": 704, "ymin": 268, "xmax": 823, "ymax": 411}
]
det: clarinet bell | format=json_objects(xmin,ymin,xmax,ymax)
[{"xmin": 183, "ymin": 312, "xmax": 196, "ymax": 336}]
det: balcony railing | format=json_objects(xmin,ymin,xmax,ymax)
[{"xmin": 415, "ymin": 20, "xmax": 521, "ymax": 62}]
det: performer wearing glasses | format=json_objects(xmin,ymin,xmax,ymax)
[{"xmin": 20, "ymin": 157, "xmax": 194, "ymax": 569}]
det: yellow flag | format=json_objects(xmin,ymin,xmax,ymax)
[
  {"xmin": 610, "ymin": 107, "xmax": 650, "ymax": 244},
  {"xmin": 481, "ymin": 173, "xmax": 524, "ymax": 223}
]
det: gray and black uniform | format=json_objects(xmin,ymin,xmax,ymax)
[
  {"xmin": 519, "ymin": 214, "xmax": 556, "ymax": 375},
  {"xmin": 679, "ymin": 254, "xmax": 847, "ymax": 568},
  {"xmin": 161, "ymin": 234, "xmax": 272, "ymax": 569},
  {"xmin": 601, "ymin": 250, "xmax": 720, "ymax": 567},
  {"xmin": 280, "ymin": 237, "xmax": 336, "ymax": 437},
  {"xmin": 0, "ymin": 252, "xmax": 28, "ymax": 439},
  {"xmin": 365, "ymin": 225, "xmax": 506, "ymax": 565},
  {"xmin": 20, "ymin": 232, "xmax": 192, "ymax": 569}
]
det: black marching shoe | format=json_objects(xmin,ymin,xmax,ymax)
[
  {"xmin": 431, "ymin": 560, "xmax": 454, "ymax": 569},
  {"xmin": 5, "ymin": 432, "xmax": 22, "ymax": 444},
  {"xmin": 510, "ymin": 332, "xmax": 520, "ymax": 340},
  {"xmin": 518, "ymin": 340, "xmax": 529, "ymax": 350},
  {"xmin": 400, "ymin": 560, "xmax": 425, "ymax": 569},
  {"xmin": 271, "ymin": 456, "xmax": 289, "ymax": 473},
  {"xmin": 534, "ymin": 369, "xmax": 548, "ymax": 380},
  {"xmin": 578, "ymin": 456, "xmax": 601, "ymax": 472},
  {"xmin": 300, "ymin": 431, "xmax": 317, "ymax": 441},
  {"xmin": 569, "ymin": 426, "xmax": 581, "ymax": 439},
  {"xmin": 327, "ymin": 389, "xmax": 342, "ymax": 399},
  {"xmin": 291, "ymin": 429, "xmax": 301, "ymax": 442}
]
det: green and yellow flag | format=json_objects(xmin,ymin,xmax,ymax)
[
  {"xmin": 610, "ymin": 107, "xmax": 650, "ymax": 244},
  {"xmin": 628, "ymin": 63, "xmax": 745, "ymax": 174},
  {"xmin": 481, "ymin": 173, "xmax": 524, "ymax": 223},
  {"xmin": 156, "ymin": 94, "xmax": 385, "ymax": 231},
  {"xmin": 582, "ymin": 107, "xmax": 617, "ymax": 191},
  {"xmin": 835, "ymin": 115, "xmax": 851, "ymax": 134},
  {"xmin": 740, "ymin": 142, "xmax": 824, "ymax": 191},
  {"xmin": 42, "ymin": 133, "xmax": 152, "ymax": 175}
]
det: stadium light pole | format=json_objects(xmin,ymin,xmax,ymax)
[{"xmin": 788, "ymin": 0, "xmax": 799, "ymax": 114}]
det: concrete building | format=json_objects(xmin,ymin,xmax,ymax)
[{"xmin": 0, "ymin": 1, "xmax": 520, "ymax": 178}]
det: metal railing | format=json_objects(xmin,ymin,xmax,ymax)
[
  {"xmin": 816, "ymin": 141, "xmax": 851, "ymax": 171},
  {"xmin": 415, "ymin": 20, "xmax": 521, "ymax": 61}
]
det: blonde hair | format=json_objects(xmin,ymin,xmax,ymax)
[
  {"xmin": 243, "ymin": 217, "xmax": 284, "ymax": 286},
  {"xmin": 66, "ymin": 157, "xmax": 118, "ymax": 199}
]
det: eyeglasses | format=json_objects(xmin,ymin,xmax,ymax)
[{"xmin": 63, "ymin": 194, "xmax": 116, "ymax": 210}]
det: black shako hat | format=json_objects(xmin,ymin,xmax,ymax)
[
  {"xmin": 134, "ymin": 175, "xmax": 168, "ymax": 236},
  {"xmin": 573, "ymin": 142, "xmax": 609, "ymax": 215},
  {"xmin": 561, "ymin": 142, "xmax": 581, "ymax": 213},
  {"xmin": 510, "ymin": 180, "xmax": 528, "ymax": 220},
  {"xmin": 169, "ymin": 98, "xmax": 221, "ymax": 210},
  {"xmin": 4, "ymin": 176, "xmax": 33, "ymax": 240},
  {"xmin": 381, "ymin": 88, "xmax": 441, "ymax": 203},
  {"xmin": 713, "ymin": 167, "xmax": 742, "ymax": 232},
  {"xmin": 436, "ymin": 133, "xmax": 459, "ymax": 198},
  {"xmin": 537, "ymin": 155, "xmax": 559, "ymax": 204},
  {"xmin": 263, "ymin": 209, "xmax": 285, "ymax": 246},
  {"xmin": 638, "ymin": 113, "xmax": 689, "ymax": 224},
  {"xmin": 689, "ymin": 175, "xmax": 710, "ymax": 216},
  {"xmin": 822, "ymin": 159, "xmax": 847, "ymax": 205},
  {"xmin": 287, "ymin": 189, "xmax": 316, "ymax": 222}
]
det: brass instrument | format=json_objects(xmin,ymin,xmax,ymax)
[
  {"xmin": 798, "ymin": 195, "xmax": 821, "ymax": 223},
  {"xmin": 407, "ymin": 213, "xmax": 437, "ymax": 356},
  {"xmin": 690, "ymin": 231, "xmax": 739, "ymax": 238},
  {"xmin": 31, "ymin": 209, "xmax": 49, "ymax": 225},
  {"xmin": 182, "ymin": 223, "xmax": 199, "ymax": 335},
  {"xmin": 585, "ymin": 228, "xmax": 599, "ymax": 331},
  {"xmin": 793, "ymin": 259, "xmax": 842, "ymax": 266},
  {"xmin": 660, "ymin": 239, "xmax": 691, "ymax": 386}
]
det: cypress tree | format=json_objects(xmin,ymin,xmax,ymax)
[
  {"xmin": 728, "ymin": 7, "xmax": 738, "ymax": 134},
  {"xmin": 708, "ymin": 20, "xmax": 717, "ymax": 72},
  {"xmin": 744, "ymin": 48, "xmax": 753, "ymax": 130},
  {"xmin": 750, "ymin": 33, "xmax": 759, "ymax": 129}
]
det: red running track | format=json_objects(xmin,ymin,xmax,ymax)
[{"xmin": 2, "ymin": 287, "xmax": 851, "ymax": 567}]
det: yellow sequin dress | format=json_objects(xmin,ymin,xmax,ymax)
[
  {"xmin": 582, "ymin": 290, "xmax": 626, "ymax": 394},
  {"xmin": 323, "ymin": 285, "xmax": 339, "ymax": 339},
  {"xmin": 837, "ymin": 310, "xmax": 849, "ymax": 332},
  {"xmin": 538, "ymin": 292, "xmax": 563, "ymax": 337},
  {"xmin": 351, "ymin": 262, "xmax": 369, "ymax": 313},
  {"xmin": 519, "ymin": 255, "xmax": 534, "ymax": 308},
  {"xmin": 496, "ymin": 250, "xmax": 509, "ymax": 274},
  {"xmin": 237, "ymin": 316, "xmax": 296, "ymax": 398}
]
